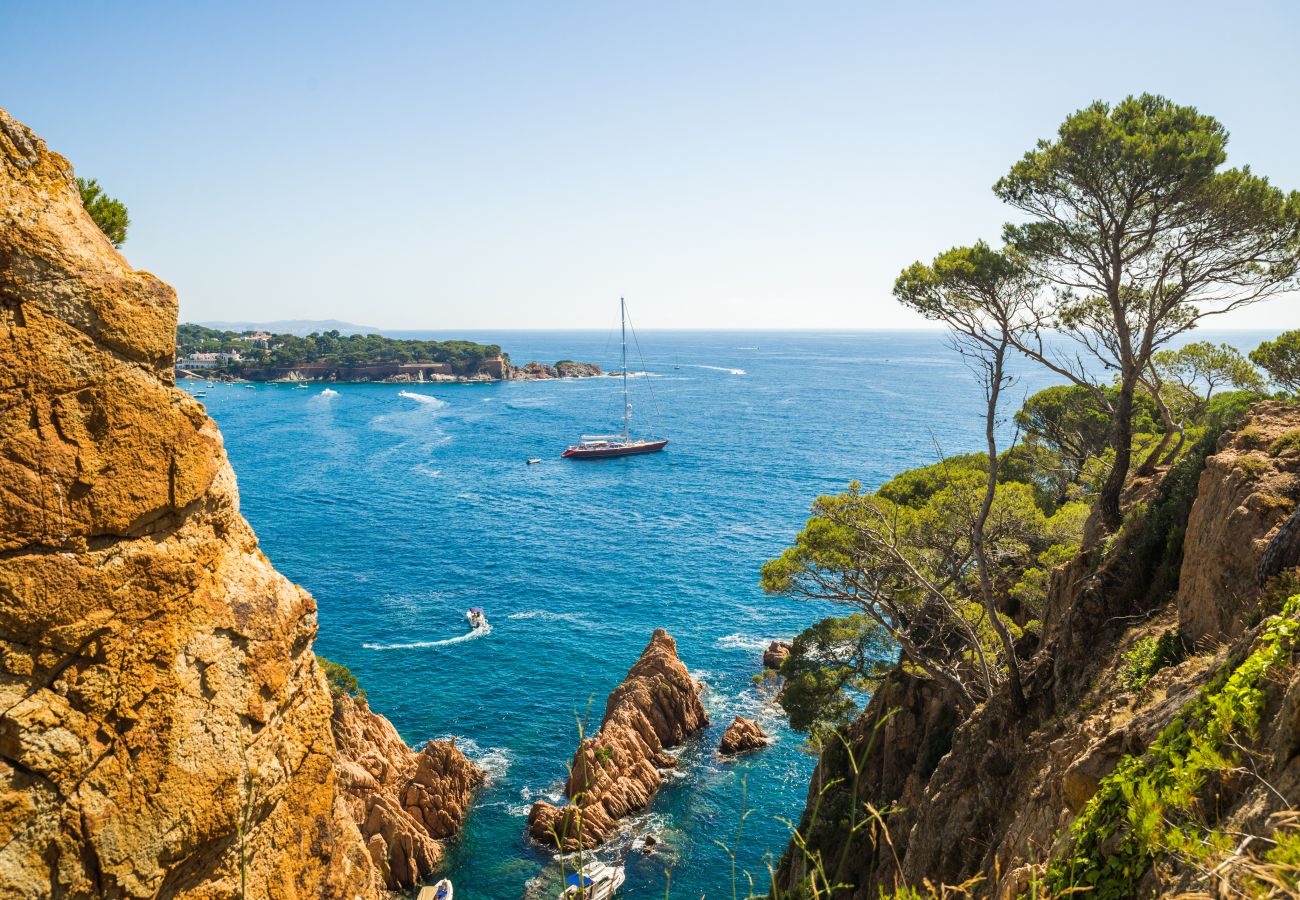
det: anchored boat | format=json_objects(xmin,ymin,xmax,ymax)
[
  {"xmin": 559, "ymin": 862, "xmax": 625, "ymax": 899},
  {"xmin": 562, "ymin": 298, "xmax": 667, "ymax": 460},
  {"xmin": 416, "ymin": 879, "xmax": 453, "ymax": 900}
]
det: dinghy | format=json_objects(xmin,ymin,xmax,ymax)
[
  {"xmin": 416, "ymin": 879, "xmax": 453, "ymax": 900},
  {"xmin": 559, "ymin": 862, "xmax": 625, "ymax": 899},
  {"xmin": 466, "ymin": 607, "xmax": 487, "ymax": 629}
]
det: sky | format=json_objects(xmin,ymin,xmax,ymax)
[{"xmin": 5, "ymin": 1, "xmax": 1300, "ymax": 330}]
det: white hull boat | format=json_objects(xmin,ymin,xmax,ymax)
[{"xmin": 560, "ymin": 862, "xmax": 625, "ymax": 899}]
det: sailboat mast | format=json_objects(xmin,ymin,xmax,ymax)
[{"xmin": 621, "ymin": 297, "xmax": 630, "ymax": 442}]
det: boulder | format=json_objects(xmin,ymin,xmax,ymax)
[
  {"xmin": 763, "ymin": 640, "xmax": 793, "ymax": 669},
  {"xmin": 719, "ymin": 716, "xmax": 770, "ymax": 755}
]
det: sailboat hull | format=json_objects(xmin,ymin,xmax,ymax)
[{"xmin": 562, "ymin": 439, "xmax": 668, "ymax": 459}]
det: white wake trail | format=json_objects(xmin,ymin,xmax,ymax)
[
  {"xmin": 397, "ymin": 390, "xmax": 447, "ymax": 407},
  {"xmin": 692, "ymin": 364, "xmax": 747, "ymax": 375},
  {"xmin": 364, "ymin": 623, "xmax": 490, "ymax": 650}
]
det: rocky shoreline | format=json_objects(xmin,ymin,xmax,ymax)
[
  {"xmin": 177, "ymin": 358, "xmax": 609, "ymax": 384},
  {"xmin": 527, "ymin": 629, "xmax": 708, "ymax": 850}
]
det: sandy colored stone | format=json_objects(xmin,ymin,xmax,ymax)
[
  {"xmin": 718, "ymin": 716, "xmax": 769, "ymax": 755},
  {"xmin": 0, "ymin": 107, "xmax": 384, "ymax": 899},
  {"xmin": 331, "ymin": 692, "xmax": 482, "ymax": 890},
  {"xmin": 763, "ymin": 640, "xmax": 792, "ymax": 669},
  {"xmin": 528, "ymin": 629, "xmax": 707, "ymax": 849}
]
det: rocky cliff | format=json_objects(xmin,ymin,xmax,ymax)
[
  {"xmin": 0, "ymin": 107, "xmax": 464, "ymax": 898},
  {"xmin": 332, "ymin": 693, "xmax": 482, "ymax": 890},
  {"xmin": 776, "ymin": 404, "xmax": 1300, "ymax": 898},
  {"xmin": 527, "ymin": 629, "xmax": 707, "ymax": 849}
]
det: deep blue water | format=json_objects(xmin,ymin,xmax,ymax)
[{"xmin": 191, "ymin": 329, "xmax": 1264, "ymax": 899}]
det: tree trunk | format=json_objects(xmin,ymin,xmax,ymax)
[
  {"xmin": 973, "ymin": 343, "xmax": 1026, "ymax": 715},
  {"xmin": 1098, "ymin": 377, "xmax": 1135, "ymax": 531}
]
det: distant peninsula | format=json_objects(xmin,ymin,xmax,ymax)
[{"xmin": 175, "ymin": 323, "xmax": 604, "ymax": 383}]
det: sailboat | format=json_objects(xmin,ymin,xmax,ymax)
[{"xmin": 562, "ymin": 299, "xmax": 668, "ymax": 460}]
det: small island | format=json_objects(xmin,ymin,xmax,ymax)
[{"xmin": 174, "ymin": 323, "xmax": 604, "ymax": 383}]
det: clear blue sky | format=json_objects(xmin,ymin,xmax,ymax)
[{"xmin": 6, "ymin": 1, "xmax": 1299, "ymax": 330}]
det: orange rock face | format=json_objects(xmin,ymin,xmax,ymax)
[
  {"xmin": 1177, "ymin": 401, "xmax": 1300, "ymax": 644},
  {"xmin": 0, "ymin": 108, "xmax": 383, "ymax": 898},
  {"xmin": 718, "ymin": 716, "xmax": 769, "ymax": 755},
  {"xmin": 331, "ymin": 692, "xmax": 482, "ymax": 890},
  {"xmin": 528, "ymin": 629, "xmax": 707, "ymax": 849}
]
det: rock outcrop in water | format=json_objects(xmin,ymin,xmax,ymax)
[
  {"xmin": 0, "ymin": 106, "xmax": 432, "ymax": 898},
  {"xmin": 718, "ymin": 716, "xmax": 769, "ymax": 755},
  {"xmin": 331, "ymin": 692, "xmax": 483, "ymax": 890},
  {"xmin": 763, "ymin": 639, "xmax": 792, "ymax": 669},
  {"xmin": 527, "ymin": 629, "xmax": 707, "ymax": 849}
]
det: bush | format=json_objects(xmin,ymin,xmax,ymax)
[
  {"xmin": 1118, "ymin": 631, "xmax": 1186, "ymax": 691},
  {"xmin": 1268, "ymin": 428, "xmax": 1300, "ymax": 456},
  {"xmin": 318, "ymin": 656, "xmax": 365, "ymax": 698}
]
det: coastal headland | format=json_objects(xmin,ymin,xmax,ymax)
[{"xmin": 175, "ymin": 322, "xmax": 607, "ymax": 383}]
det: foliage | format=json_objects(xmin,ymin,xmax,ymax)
[
  {"xmin": 1046, "ymin": 595, "xmax": 1300, "ymax": 898},
  {"xmin": 1250, "ymin": 330, "xmax": 1300, "ymax": 395},
  {"xmin": 77, "ymin": 177, "xmax": 130, "ymax": 247},
  {"xmin": 1268, "ymin": 428, "xmax": 1300, "ymax": 457},
  {"xmin": 993, "ymin": 93, "xmax": 1300, "ymax": 528},
  {"xmin": 176, "ymin": 322, "xmax": 501, "ymax": 375},
  {"xmin": 1117, "ymin": 631, "xmax": 1186, "ymax": 691},
  {"xmin": 317, "ymin": 656, "xmax": 364, "ymax": 698},
  {"xmin": 763, "ymin": 459, "xmax": 1085, "ymax": 713},
  {"xmin": 777, "ymin": 614, "xmax": 893, "ymax": 737},
  {"xmin": 1152, "ymin": 342, "xmax": 1263, "ymax": 413}
]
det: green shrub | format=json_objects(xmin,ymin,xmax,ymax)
[
  {"xmin": 318, "ymin": 656, "xmax": 365, "ymax": 698},
  {"xmin": 1238, "ymin": 425, "xmax": 1267, "ymax": 449},
  {"xmin": 1118, "ymin": 631, "xmax": 1186, "ymax": 691},
  {"xmin": 1268, "ymin": 428, "xmax": 1300, "ymax": 456},
  {"xmin": 1047, "ymin": 596, "xmax": 1300, "ymax": 898},
  {"xmin": 1237, "ymin": 455, "xmax": 1271, "ymax": 479}
]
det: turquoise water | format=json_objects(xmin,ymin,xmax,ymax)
[{"xmin": 198, "ymin": 330, "xmax": 1062, "ymax": 899}]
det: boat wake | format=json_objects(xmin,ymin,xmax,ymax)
[
  {"xmin": 318, "ymin": 388, "xmax": 339, "ymax": 398},
  {"xmin": 397, "ymin": 390, "xmax": 447, "ymax": 408},
  {"xmin": 507, "ymin": 610, "xmax": 594, "ymax": 626},
  {"xmin": 692, "ymin": 364, "xmax": 747, "ymax": 375},
  {"xmin": 363, "ymin": 623, "xmax": 490, "ymax": 650}
]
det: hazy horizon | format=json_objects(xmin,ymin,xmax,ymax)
[{"xmin": 7, "ymin": 1, "xmax": 1300, "ymax": 330}]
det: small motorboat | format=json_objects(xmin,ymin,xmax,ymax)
[
  {"xmin": 560, "ymin": 862, "xmax": 625, "ymax": 899},
  {"xmin": 295, "ymin": 382, "xmax": 309, "ymax": 389},
  {"xmin": 527, "ymin": 457, "xmax": 542, "ymax": 465},
  {"xmin": 242, "ymin": 384, "xmax": 256, "ymax": 390},
  {"xmin": 466, "ymin": 607, "xmax": 487, "ymax": 629},
  {"xmin": 416, "ymin": 879, "xmax": 453, "ymax": 900}
]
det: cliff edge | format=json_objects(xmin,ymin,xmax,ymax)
[{"xmin": 0, "ymin": 108, "xmax": 388, "ymax": 898}]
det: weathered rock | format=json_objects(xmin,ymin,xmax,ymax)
[
  {"xmin": 1177, "ymin": 402, "xmax": 1300, "ymax": 645},
  {"xmin": 718, "ymin": 716, "xmax": 769, "ymax": 755},
  {"xmin": 331, "ymin": 692, "xmax": 483, "ymax": 890},
  {"xmin": 554, "ymin": 360, "xmax": 603, "ymax": 378},
  {"xmin": 763, "ymin": 640, "xmax": 792, "ymax": 669},
  {"xmin": 0, "ymin": 108, "xmax": 385, "ymax": 898},
  {"xmin": 527, "ymin": 629, "xmax": 707, "ymax": 849}
]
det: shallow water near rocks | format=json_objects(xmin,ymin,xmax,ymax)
[{"xmin": 197, "ymin": 329, "xmax": 1088, "ymax": 898}]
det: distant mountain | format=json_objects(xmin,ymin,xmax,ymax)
[{"xmin": 196, "ymin": 319, "xmax": 382, "ymax": 336}]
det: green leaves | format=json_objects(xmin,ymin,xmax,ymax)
[
  {"xmin": 77, "ymin": 177, "xmax": 130, "ymax": 247},
  {"xmin": 1250, "ymin": 330, "xmax": 1300, "ymax": 395},
  {"xmin": 776, "ymin": 614, "xmax": 892, "ymax": 735}
]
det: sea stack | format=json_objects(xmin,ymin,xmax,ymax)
[
  {"xmin": 0, "ymin": 107, "xmax": 388, "ymax": 897},
  {"xmin": 719, "ymin": 716, "xmax": 770, "ymax": 755},
  {"xmin": 331, "ymin": 693, "xmax": 483, "ymax": 890},
  {"xmin": 527, "ymin": 629, "xmax": 707, "ymax": 849},
  {"xmin": 763, "ymin": 640, "xmax": 793, "ymax": 669}
]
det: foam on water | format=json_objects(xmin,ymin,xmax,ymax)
[
  {"xmin": 397, "ymin": 389, "xmax": 448, "ymax": 407},
  {"xmin": 716, "ymin": 632, "xmax": 772, "ymax": 652},
  {"xmin": 362, "ymin": 623, "xmax": 490, "ymax": 650},
  {"xmin": 507, "ymin": 610, "xmax": 594, "ymax": 626},
  {"xmin": 692, "ymin": 364, "xmax": 747, "ymax": 375}
]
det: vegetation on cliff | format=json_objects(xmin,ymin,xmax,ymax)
[
  {"xmin": 764, "ymin": 93, "xmax": 1300, "ymax": 900},
  {"xmin": 177, "ymin": 322, "xmax": 502, "ymax": 374},
  {"xmin": 76, "ymin": 176, "xmax": 129, "ymax": 246}
]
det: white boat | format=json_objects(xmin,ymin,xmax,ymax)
[
  {"xmin": 295, "ymin": 382, "xmax": 309, "ymax": 389},
  {"xmin": 466, "ymin": 607, "xmax": 487, "ymax": 629},
  {"xmin": 527, "ymin": 457, "xmax": 542, "ymax": 465},
  {"xmin": 416, "ymin": 879, "xmax": 453, "ymax": 900},
  {"xmin": 242, "ymin": 384, "xmax": 255, "ymax": 390},
  {"xmin": 560, "ymin": 862, "xmax": 625, "ymax": 899}
]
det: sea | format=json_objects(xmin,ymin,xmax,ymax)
[{"xmin": 190, "ymin": 328, "xmax": 1267, "ymax": 900}]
